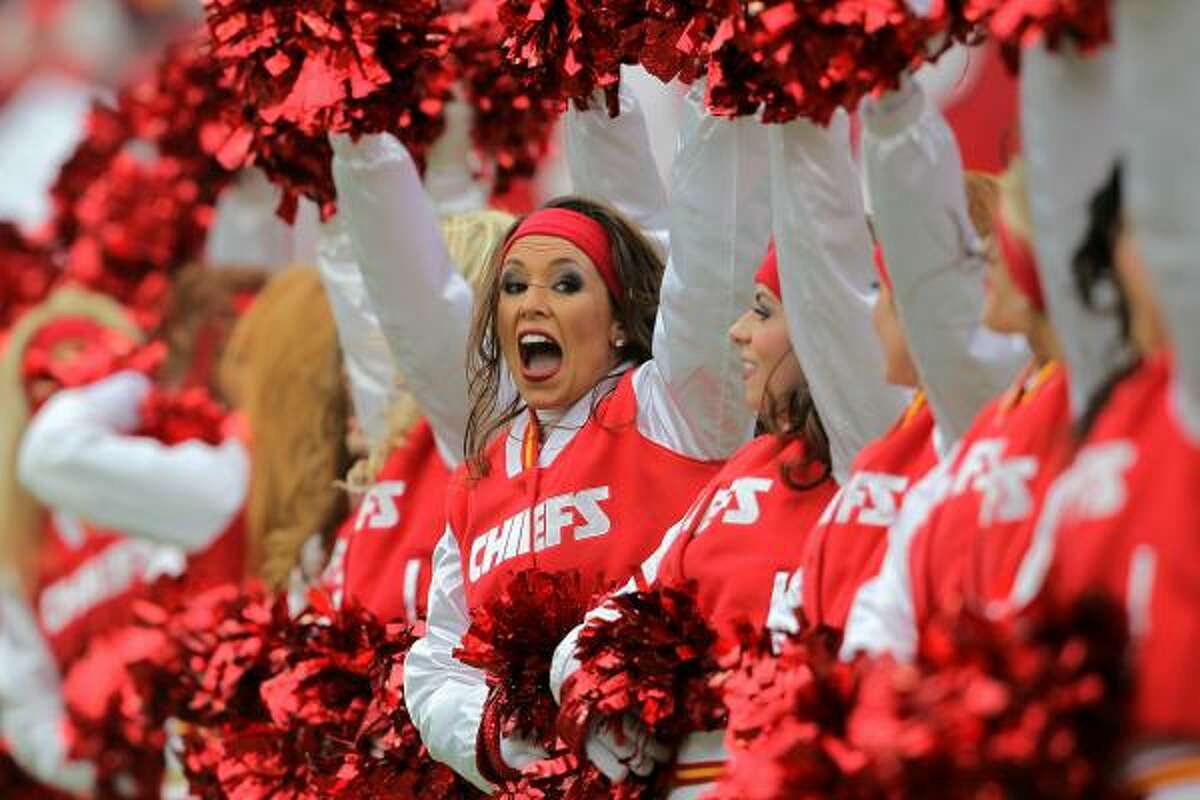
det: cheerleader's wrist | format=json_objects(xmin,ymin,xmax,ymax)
[{"xmin": 475, "ymin": 690, "xmax": 523, "ymax": 784}]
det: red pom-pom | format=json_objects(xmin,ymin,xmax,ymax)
[
  {"xmin": 704, "ymin": 0, "xmax": 966, "ymax": 125},
  {"xmin": 201, "ymin": 0, "xmax": 455, "ymax": 221},
  {"xmin": 0, "ymin": 222, "xmax": 56, "ymax": 330},
  {"xmin": 455, "ymin": 570, "xmax": 593, "ymax": 748},
  {"xmin": 709, "ymin": 621, "xmax": 869, "ymax": 799},
  {"xmin": 63, "ymin": 626, "xmax": 172, "ymax": 799},
  {"xmin": 137, "ymin": 386, "xmax": 229, "ymax": 446},
  {"xmin": 957, "ymin": 0, "xmax": 1111, "ymax": 65},
  {"xmin": 450, "ymin": 1, "xmax": 561, "ymax": 193},
  {"xmin": 848, "ymin": 594, "xmax": 1131, "ymax": 799},
  {"xmin": 496, "ymin": 0, "xmax": 638, "ymax": 116},
  {"xmin": 559, "ymin": 584, "xmax": 724, "ymax": 762}
]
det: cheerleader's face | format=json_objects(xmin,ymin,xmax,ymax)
[
  {"xmin": 872, "ymin": 282, "xmax": 919, "ymax": 388},
  {"xmin": 982, "ymin": 254, "xmax": 1036, "ymax": 336},
  {"xmin": 499, "ymin": 235, "xmax": 626, "ymax": 410},
  {"xmin": 729, "ymin": 284, "xmax": 803, "ymax": 422}
]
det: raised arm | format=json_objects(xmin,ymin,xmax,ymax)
[
  {"xmin": 17, "ymin": 372, "xmax": 248, "ymax": 552},
  {"xmin": 862, "ymin": 81, "xmax": 1027, "ymax": 446},
  {"xmin": 330, "ymin": 133, "xmax": 475, "ymax": 464},
  {"xmin": 565, "ymin": 76, "xmax": 671, "ymax": 259},
  {"xmin": 635, "ymin": 83, "xmax": 769, "ymax": 461},
  {"xmin": 769, "ymin": 109, "xmax": 913, "ymax": 483},
  {"xmin": 1020, "ymin": 43, "xmax": 1124, "ymax": 422},
  {"xmin": 1114, "ymin": 0, "xmax": 1200, "ymax": 442},
  {"xmin": 316, "ymin": 216, "xmax": 397, "ymax": 452}
]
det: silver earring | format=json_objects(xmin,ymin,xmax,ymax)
[{"xmin": 614, "ymin": 338, "xmax": 626, "ymax": 349}]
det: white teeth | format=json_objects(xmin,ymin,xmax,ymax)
[{"xmin": 520, "ymin": 333, "xmax": 553, "ymax": 346}]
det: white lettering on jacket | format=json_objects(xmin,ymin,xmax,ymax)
[
  {"xmin": 766, "ymin": 568, "xmax": 804, "ymax": 645},
  {"xmin": 818, "ymin": 471, "xmax": 910, "ymax": 528},
  {"xmin": 468, "ymin": 486, "xmax": 612, "ymax": 582},
  {"xmin": 355, "ymin": 480, "xmax": 408, "ymax": 530},
  {"xmin": 946, "ymin": 438, "xmax": 1040, "ymax": 527},
  {"xmin": 39, "ymin": 539, "xmax": 184, "ymax": 634},
  {"xmin": 695, "ymin": 477, "xmax": 773, "ymax": 535}
]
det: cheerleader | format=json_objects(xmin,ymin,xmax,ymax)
[
  {"xmin": 548, "ymin": 106, "xmax": 912, "ymax": 795},
  {"xmin": 334, "ymin": 79, "xmax": 771, "ymax": 791},
  {"xmin": 0, "ymin": 288, "xmax": 150, "ymax": 795},
  {"xmin": 798, "ymin": 78, "xmax": 1027, "ymax": 634},
  {"xmin": 318, "ymin": 208, "xmax": 513, "ymax": 620},
  {"xmin": 840, "ymin": 161, "xmax": 1076, "ymax": 661}
]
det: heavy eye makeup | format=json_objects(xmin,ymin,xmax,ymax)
[
  {"xmin": 753, "ymin": 291, "xmax": 773, "ymax": 320},
  {"xmin": 501, "ymin": 263, "xmax": 586, "ymax": 296}
]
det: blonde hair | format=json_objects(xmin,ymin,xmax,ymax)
[
  {"xmin": 220, "ymin": 267, "xmax": 351, "ymax": 587},
  {"xmin": 965, "ymin": 170, "xmax": 1002, "ymax": 242},
  {"xmin": 350, "ymin": 209, "xmax": 514, "ymax": 488},
  {"xmin": 0, "ymin": 288, "xmax": 141, "ymax": 588},
  {"xmin": 996, "ymin": 159, "xmax": 1033, "ymax": 242}
]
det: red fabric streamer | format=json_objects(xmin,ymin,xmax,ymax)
[{"xmin": 201, "ymin": 0, "xmax": 455, "ymax": 221}]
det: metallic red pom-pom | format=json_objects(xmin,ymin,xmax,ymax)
[
  {"xmin": 137, "ymin": 386, "xmax": 229, "ymax": 446},
  {"xmin": 0, "ymin": 222, "xmax": 56, "ymax": 330},
  {"xmin": 201, "ymin": 0, "xmax": 455, "ymax": 221},
  {"xmin": 450, "ymin": 1, "xmax": 561, "ymax": 193}
]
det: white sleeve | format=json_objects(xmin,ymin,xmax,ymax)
[
  {"xmin": 839, "ymin": 456, "xmax": 954, "ymax": 663},
  {"xmin": 768, "ymin": 110, "xmax": 913, "ymax": 483},
  {"xmin": 17, "ymin": 372, "xmax": 249, "ymax": 552},
  {"xmin": 316, "ymin": 216, "xmax": 397, "ymax": 451},
  {"xmin": 634, "ymin": 84, "xmax": 767, "ymax": 461},
  {"xmin": 565, "ymin": 77, "xmax": 671, "ymax": 259},
  {"xmin": 1113, "ymin": 0, "xmax": 1200, "ymax": 444},
  {"xmin": 403, "ymin": 529, "xmax": 494, "ymax": 793},
  {"xmin": 0, "ymin": 582, "xmax": 96, "ymax": 795},
  {"xmin": 1020, "ymin": 43, "xmax": 1125, "ymax": 422},
  {"xmin": 862, "ymin": 82, "xmax": 1027, "ymax": 447},
  {"xmin": 330, "ymin": 133, "xmax": 474, "ymax": 465}
]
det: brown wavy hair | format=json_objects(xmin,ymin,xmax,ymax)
[
  {"xmin": 463, "ymin": 196, "xmax": 665, "ymax": 478},
  {"xmin": 219, "ymin": 267, "xmax": 352, "ymax": 587},
  {"xmin": 762, "ymin": 364, "xmax": 832, "ymax": 491}
]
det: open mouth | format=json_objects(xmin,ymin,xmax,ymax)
[{"xmin": 518, "ymin": 331, "xmax": 563, "ymax": 382}]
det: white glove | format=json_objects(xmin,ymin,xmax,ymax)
[{"xmin": 584, "ymin": 714, "xmax": 671, "ymax": 784}]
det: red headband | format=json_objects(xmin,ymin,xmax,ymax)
[
  {"xmin": 500, "ymin": 208, "xmax": 623, "ymax": 300},
  {"xmin": 873, "ymin": 243, "xmax": 893, "ymax": 292},
  {"xmin": 755, "ymin": 241, "xmax": 781, "ymax": 298},
  {"xmin": 994, "ymin": 212, "xmax": 1046, "ymax": 312}
]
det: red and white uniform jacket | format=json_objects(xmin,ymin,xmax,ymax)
[
  {"xmin": 374, "ymin": 80, "xmax": 773, "ymax": 791},
  {"xmin": 323, "ymin": 419, "xmax": 450, "ymax": 623},
  {"xmin": 1010, "ymin": 354, "xmax": 1200, "ymax": 796},
  {"xmin": 558, "ymin": 436, "xmax": 837, "ymax": 797},
  {"xmin": 8, "ymin": 371, "xmax": 250, "ymax": 794},
  {"xmin": 841, "ymin": 364, "xmax": 1071, "ymax": 662},
  {"xmin": 800, "ymin": 396, "xmax": 939, "ymax": 633}
]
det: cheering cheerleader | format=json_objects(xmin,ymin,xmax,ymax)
[
  {"xmin": 334, "ymin": 79, "xmax": 770, "ymax": 791},
  {"xmin": 0, "ymin": 288, "xmax": 149, "ymax": 795},
  {"xmin": 798, "ymin": 79, "xmax": 1027, "ymax": 635},
  {"xmin": 548, "ymin": 106, "xmax": 913, "ymax": 795},
  {"xmin": 1008, "ymin": 159, "xmax": 1200, "ymax": 796},
  {"xmin": 840, "ymin": 159, "xmax": 1078, "ymax": 661}
]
